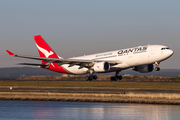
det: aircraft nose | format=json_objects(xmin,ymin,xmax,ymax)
[
  {"xmin": 166, "ymin": 49, "xmax": 174, "ymax": 57},
  {"xmin": 169, "ymin": 49, "xmax": 173, "ymax": 55}
]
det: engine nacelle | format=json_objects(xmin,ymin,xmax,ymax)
[
  {"xmin": 134, "ymin": 64, "xmax": 153, "ymax": 73},
  {"xmin": 93, "ymin": 62, "xmax": 110, "ymax": 72}
]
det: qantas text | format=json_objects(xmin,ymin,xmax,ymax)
[{"xmin": 118, "ymin": 46, "xmax": 147, "ymax": 55}]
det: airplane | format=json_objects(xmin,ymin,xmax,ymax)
[{"xmin": 6, "ymin": 35, "xmax": 174, "ymax": 81}]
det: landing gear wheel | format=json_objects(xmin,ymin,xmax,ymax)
[
  {"xmin": 111, "ymin": 76, "xmax": 117, "ymax": 81},
  {"xmin": 85, "ymin": 76, "xmax": 89, "ymax": 81},
  {"xmin": 155, "ymin": 67, "xmax": 160, "ymax": 71},
  {"xmin": 86, "ymin": 75, "xmax": 97, "ymax": 81},
  {"xmin": 85, "ymin": 76, "xmax": 93, "ymax": 81},
  {"xmin": 93, "ymin": 75, "xmax": 97, "ymax": 80},
  {"xmin": 89, "ymin": 76, "xmax": 93, "ymax": 81},
  {"xmin": 117, "ymin": 75, "xmax": 122, "ymax": 80},
  {"xmin": 110, "ymin": 76, "xmax": 114, "ymax": 81},
  {"xmin": 111, "ymin": 75, "xmax": 122, "ymax": 81},
  {"xmin": 111, "ymin": 76, "xmax": 119, "ymax": 81}
]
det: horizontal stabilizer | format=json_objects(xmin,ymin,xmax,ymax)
[{"xmin": 17, "ymin": 63, "xmax": 48, "ymax": 67}]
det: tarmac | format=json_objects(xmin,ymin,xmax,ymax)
[{"xmin": 0, "ymin": 86, "xmax": 180, "ymax": 94}]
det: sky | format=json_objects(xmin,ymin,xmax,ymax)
[{"xmin": 1, "ymin": 0, "xmax": 180, "ymax": 69}]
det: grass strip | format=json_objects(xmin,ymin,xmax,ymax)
[{"xmin": 0, "ymin": 81, "xmax": 180, "ymax": 89}]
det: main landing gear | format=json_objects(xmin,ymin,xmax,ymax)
[
  {"xmin": 86, "ymin": 69, "xmax": 97, "ymax": 81},
  {"xmin": 110, "ymin": 71, "xmax": 122, "ymax": 81},
  {"xmin": 155, "ymin": 62, "xmax": 160, "ymax": 71},
  {"xmin": 86, "ymin": 75, "xmax": 97, "ymax": 81}
]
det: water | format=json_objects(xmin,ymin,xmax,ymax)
[{"xmin": 0, "ymin": 101, "xmax": 180, "ymax": 120}]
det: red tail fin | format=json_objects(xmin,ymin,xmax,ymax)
[
  {"xmin": 34, "ymin": 35, "xmax": 60, "ymax": 59},
  {"xmin": 34, "ymin": 35, "xmax": 69, "ymax": 74}
]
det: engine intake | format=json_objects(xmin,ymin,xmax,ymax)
[
  {"xmin": 93, "ymin": 62, "xmax": 110, "ymax": 72},
  {"xmin": 134, "ymin": 64, "xmax": 153, "ymax": 73}
]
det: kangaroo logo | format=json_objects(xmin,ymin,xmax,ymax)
[{"xmin": 36, "ymin": 43, "xmax": 54, "ymax": 58}]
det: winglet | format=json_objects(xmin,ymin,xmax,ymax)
[{"xmin": 6, "ymin": 50, "xmax": 15, "ymax": 56}]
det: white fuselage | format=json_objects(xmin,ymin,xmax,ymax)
[{"xmin": 61, "ymin": 45, "xmax": 173, "ymax": 74}]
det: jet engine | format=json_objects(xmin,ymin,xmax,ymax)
[
  {"xmin": 134, "ymin": 64, "xmax": 153, "ymax": 73},
  {"xmin": 93, "ymin": 62, "xmax": 110, "ymax": 72}
]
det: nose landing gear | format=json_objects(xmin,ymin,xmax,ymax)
[{"xmin": 155, "ymin": 62, "xmax": 160, "ymax": 71}]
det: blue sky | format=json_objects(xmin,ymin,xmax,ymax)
[{"xmin": 1, "ymin": 0, "xmax": 180, "ymax": 69}]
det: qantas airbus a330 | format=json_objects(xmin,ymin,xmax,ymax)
[{"xmin": 6, "ymin": 35, "xmax": 173, "ymax": 81}]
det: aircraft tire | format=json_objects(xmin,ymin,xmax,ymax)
[
  {"xmin": 111, "ymin": 76, "xmax": 117, "ymax": 81},
  {"xmin": 155, "ymin": 67, "xmax": 160, "ymax": 71},
  {"xmin": 118, "ymin": 75, "xmax": 122, "ymax": 80},
  {"xmin": 86, "ymin": 76, "xmax": 95, "ymax": 81},
  {"xmin": 85, "ymin": 76, "xmax": 92, "ymax": 81},
  {"xmin": 85, "ymin": 76, "xmax": 89, "ymax": 81},
  {"xmin": 110, "ymin": 76, "xmax": 114, "ymax": 81},
  {"xmin": 93, "ymin": 75, "xmax": 97, "ymax": 80}
]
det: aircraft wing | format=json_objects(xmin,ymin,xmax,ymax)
[{"xmin": 6, "ymin": 50, "xmax": 121, "ymax": 68}]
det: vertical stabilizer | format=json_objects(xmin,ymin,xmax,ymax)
[
  {"xmin": 34, "ymin": 35, "xmax": 60, "ymax": 59},
  {"xmin": 34, "ymin": 35, "xmax": 69, "ymax": 74}
]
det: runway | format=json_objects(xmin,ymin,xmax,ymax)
[{"xmin": 0, "ymin": 86, "xmax": 180, "ymax": 94}]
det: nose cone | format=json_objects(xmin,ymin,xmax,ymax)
[
  {"xmin": 169, "ymin": 50, "xmax": 174, "ymax": 56},
  {"xmin": 164, "ymin": 49, "xmax": 174, "ymax": 58},
  {"xmin": 168, "ymin": 49, "xmax": 174, "ymax": 57}
]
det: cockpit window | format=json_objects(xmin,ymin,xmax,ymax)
[{"xmin": 161, "ymin": 47, "xmax": 170, "ymax": 50}]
